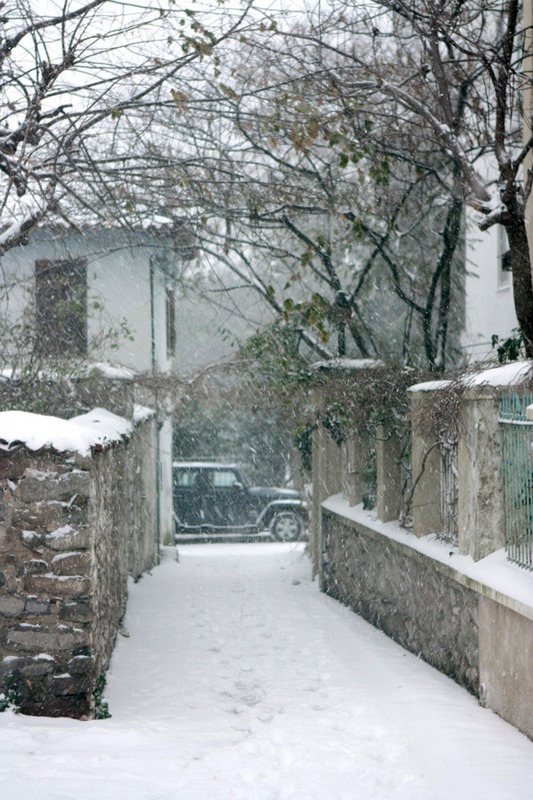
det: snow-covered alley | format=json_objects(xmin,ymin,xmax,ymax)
[{"xmin": 2, "ymin": 542, "xmax": 533, "ymax": 800}]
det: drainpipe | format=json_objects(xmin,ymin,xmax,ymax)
[
  {"xmin": 149, "ymin": 255, "xmax": 156, "ymax": 373},
  {"xmin": 149, "ymin": 255, "xmax": 161, "ymax": 557}
]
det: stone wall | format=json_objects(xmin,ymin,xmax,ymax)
[
  {"xmin": 321, "ymin": 502, "xmax": 533, "ymax": 739},
  {"xmin": 322, "ymin": 510, "xmax": 479, "ymax": 694},
  {"xmin": 0, "ymin": 416, "xmax": 157, "ymax": 718},
  {"xmin": 128, "ymin": 414, "xmax": 158, "ymax": 579},
  {"xmin": 309, "ymin": 361, "xmax": 533, "ymax": 740}
]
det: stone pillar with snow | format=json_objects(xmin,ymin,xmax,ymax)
[
  {"xmin": 408, "ymin": 381, "xmax": 451, "ymax": 538},
  {"xmin": 457, "ymin": 362, "xmax": 532, "ymax": 561}
]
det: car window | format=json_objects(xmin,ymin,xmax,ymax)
[
  {"xmin": 212, "ymin": 470, "xmax": 240, "ymax": 488},
  {"xmin": 174, "ymin": 470, "xmax": 198, "ymax": 488}
]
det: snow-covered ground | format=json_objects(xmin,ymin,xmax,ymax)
[{"xmin": 1, "ymin": 542, "xmax": 533, "ymax": 800}]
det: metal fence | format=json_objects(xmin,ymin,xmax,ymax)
[{"xmin": 499, "ymin": 393, "xmax": 533, "ymax": 570}]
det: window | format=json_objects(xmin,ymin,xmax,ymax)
[
  {"xmin": 498, "ymin": 226, "xmax": 512, "ymax": 289},
  {"xmin": 212, "ymin": 470, "xmax": 240, "ymax": 488},
  {"xmin": 35, "ymin": 259, "xmax": 88, "ymax": 355},
  {"xmin": 165, "ymin": 285, "xmax": 176, "ymax": 357}
]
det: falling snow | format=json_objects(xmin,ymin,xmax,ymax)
[{"xmin": 1, "ymin": 543, "xmax": 532, "ymax": 799}]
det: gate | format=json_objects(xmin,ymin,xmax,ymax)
[{"xmin": 499, "ymin": 393, "xmax": 533, "ymax": 570}]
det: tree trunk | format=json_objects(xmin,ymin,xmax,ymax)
[{"xmin": 504, "ymin": 210, "xmax": 533, "ymax": 358}]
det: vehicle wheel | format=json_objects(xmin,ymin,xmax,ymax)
[{"xmin": 269, "ymin": 511, "xmax": 304, "ymax": 542}]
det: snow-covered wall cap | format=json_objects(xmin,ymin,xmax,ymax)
[
  {"xmin": 133, "ymin": 404, "xmax": 156, "ymax": 424},
  {"xmin": 312, "ymin": 358, "xmax": 385, "ymax": 371},
  {"xmin": 71, "ymin": 408, "xmax": 132, "ymax": 441},
  {"xmin": 0, "ymin": 408, "xmax": 131, "ymax": 456},
  {"xmin": 85, "ymin": 362, "xmax": 135, "ymax": 381},
  {"xmin": 407, "ymin": 380, "xmax": 452, "ymax": 393},
  {"xmin": 1, "ymin": 362, "xmax": 135, "ymax": 383},
  {"xmin": 463, "ymin": 361, "xmax": 532, "ymax": 387}
]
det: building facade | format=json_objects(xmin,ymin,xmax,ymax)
[{"xmin": 1, "ymin": 225, "xmax": 189, "ymax": 545}]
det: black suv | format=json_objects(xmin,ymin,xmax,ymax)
[{"xmin": 173, "ymin": 461, "xmax": 307, "ymax": 542}]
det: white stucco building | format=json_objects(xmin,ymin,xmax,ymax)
[
  {"xmin": 461, "ymin": 209, "xmax": 518, "ymax": 362},
  {"xmin": 1, "ymin": 225, "xmax": 191, "ymax": 545}
]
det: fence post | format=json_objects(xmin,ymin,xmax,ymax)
[
  {"xmin": 343, "ymin": 430, "xmax": 373, "ymax": 507},
  {"xmin": 376, "ymin": 425, "xmax": 403, "ymax": 522},
  {"xmin": 458, "ymin": 385, "xmax": 505, "ymax": 560},
  {"xmin": 311, "ymin": 416, "xmax": 342, "ymax": 583},
  {"xmin": 310, "ymin": 359, "xmax": 384, "ymax": 580},
  {"xmin": 408, "ymin": 382, "xmax": 451, "ymax": 538}
]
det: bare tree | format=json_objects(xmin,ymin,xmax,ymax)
[
  {"xmin": 0, "ymin": 0, "xmax": 253, "ymax": 254},
  {"xmin": 116, "ymin": 2, "xmax": 465, "ymax": 370},
  {"xmin": 272, "ymin": 0, "xmax": 533, "ymax": 355}
]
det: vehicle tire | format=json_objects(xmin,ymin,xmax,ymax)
[{"xmin": 269, "ymin": 511, "xmax": 304, "ymax": 542}]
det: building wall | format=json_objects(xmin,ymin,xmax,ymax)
[
  {"xmin": 1, "ymin": 227, "xmax": 181, "ymax": 374},
  {"xmin": 0, "ymin": 228, "xmax": 180, "ymax": 549},
  {"xmin": 461, "ymin": 209, "xmax": 518, "ymax": 361}
]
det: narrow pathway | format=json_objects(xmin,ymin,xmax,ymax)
[
  {"xmin": 1, "ymin": 543, "xmax": 533, "ymax": 800},
  {"xmin": 106, "ymin": 543, "xmax": 533, "ymax": 799}
]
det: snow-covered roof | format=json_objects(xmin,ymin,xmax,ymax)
[{"xmin": 0, "ymin": 408, "xmax": 131, "ymax": 456}]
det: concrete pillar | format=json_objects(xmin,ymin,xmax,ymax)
[
  {"xmin": 376, "ymin": 424, "xmax": 403, "ymax": 522},
  {"xmin": 342, "ymin": 430, "xmax": 372, "ymax": 507},
  {"xmin": 311, "ymin": 423, "xmax": 342, "ymax": 582},
  {"xmin": 408, "ymin": 382, "xmax": 450, "ymax": 538},
  {"xmin": 458, "ymin": 386, "xmax": 504, "ymax": 560},
  {"xmin": 309, "ymin": 359, "xmax": 386, "ymax": 579}
]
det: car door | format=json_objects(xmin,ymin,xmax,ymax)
[
  {"xmin": 211, "ymin": 468, "xmax": 251, "ymax": 528},
  {"xmin": 173, "ymin": 467, "xmax": 217, "ymax": 528}
]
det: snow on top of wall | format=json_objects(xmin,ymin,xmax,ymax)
[
  {"xmin": 1, "ymin": 362, "xmax": 135, "ymax": 383},
  {"xmin": 133, "ymin": 404, "xmax": 156, "ymax": 423},
  {"xmin": 322, "ymin": 496, "xmax": 533, "ymax": 616},
  {"xmin": 0, "ymin": 408, "xmax": 131, "ymax": 456},
  {"xmin": 70, "ymin": 408, "xmax": 132, "ymax": 440},
  {"xmin": 86, "ymin": 363, "xmax": 135, "ymax": 381},
  {"xmin": 408, "ymin": 362, "xmax": 532, "ymax": 394},
  {"xmin": 312, "ymin": 358, "xmax": 385, "ymax": 371},
  {"xmin": 465, "ymin": 360, "xmax": 532, "ymax": 387},
  {"xmin": 408, "ymin": 380, "xmax": 452, "ymax": 393}
]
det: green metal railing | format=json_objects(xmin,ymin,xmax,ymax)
[{"xmin": 499, "ymin": 393, "xmax": 533, "ymax": 570}]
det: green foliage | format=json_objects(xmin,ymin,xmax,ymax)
[
  {"xmin": 491, "ymin": 329, "xmax": 524, "ymax": 364},
  {"xmin": 292, "ymin": 422, "xmax": 315, "ymax": 474},
  {"xmin": 93, "ymin": 675, "xmax": 111, "ymax": 720},
  {"xmin": 362, "ymin": 449, "xmax": 377, "ymax": 510},
  {"xmin": 0, "ymin": 677, "xmax": 20, "ymax": 713},
  {"xmin": 321, "ymin": 401, "xmax": 349, "ymax": 445},
  {"xmin": 238, "ymin": 320, "xmax": 314, "ymax": 394}
]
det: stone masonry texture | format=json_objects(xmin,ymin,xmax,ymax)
[
  {"xmin": 322, "ymin": 510, "xmax": 479, "ymax": 695},
  {"xmin": 0, "ymin": 415, "xmax": 158, "ymax": 719}
]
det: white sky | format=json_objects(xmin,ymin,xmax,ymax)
[{"xmin": 1, "ymin": 542, "xmax": 532, "ymax": 799}]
